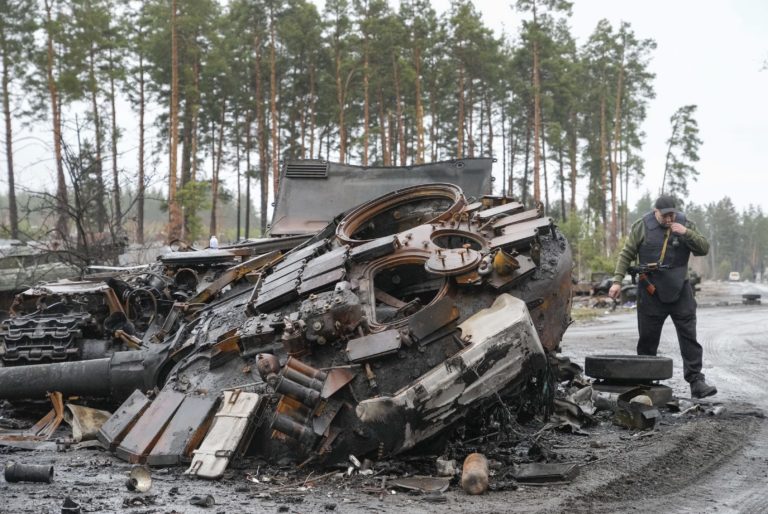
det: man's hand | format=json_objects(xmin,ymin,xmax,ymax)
[
  {"xmin": 670, "ymin": 222, "xmax": 687, "ymax": 236},
  {"xmin": 608, "ymin": 282, "xmax": 622, "ymax": 300}
]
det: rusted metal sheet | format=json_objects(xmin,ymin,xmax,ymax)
[
  {"xmin": 425, "ymin": 247, "xmax": 481, "ymax": 276},
  {"xmin": 97, "ymin": 389, "xmax": 151, "ymax": 450},
  {"xmin": 270, "ymin": 158, "xmax": 493, "ymax": 236},
  {"xmin": 0, "ymin": 164, "xmax": 575, "ymax": 470},
  {"xmin": 500, "ymin": 217, "xmax": 553, "ymax": 237},
  {"xmin": 491, "ymin": 208, "xmax": 542, "ymax": 230},
  {"xmin": 147, "ymin": 395, "xmax": 220, "ymax": 466},
  {"xmin": 159, "ymin": 249, "xmax": 238, "ymax": 266},
  {"xmin": 474, "ymin": 201, "xmax": 524, "ymax": 221},
  {"xmin": 320, "ymin": 368, "xmax": 355, "ymax": 399},
  {"xmin": 301, "ymin": 251, "xmax": 348, "ymax": 281},
  {"xmin": 462, "ymin": 201, "xmax": 484, "ymax": 214},
  {"xmin": 186, "ymin": 390, "xmax": 263, "ymax": 479},
  {"xmin": 490, "ymin": 229, "xmax": 539, "ymax": 250},
  {"xmin": 298, "ymin": 268, "xmax": 347, "ymax": 296},
  {"xmin": 239, "ymin": 318, "xmax": 276, "ymax": 357},
  {"xmin": 312, "ymin": 398, "xmax": 343, "ymax": 436},
  {"xmin": 253, "ymin": 280, "xmax": 300, "ymax": 313},
  {"xmin": 349, "ymin": 236, "xmax": 397, "ymax": 262},
  {"xmin": 346, "ymin": 329, "xmax": 403, "ymax": 362},
  {"xmin": 487, "ymin": 254, "xmax": 538, "ymax": 291},
  {"xmin": 262, "ymin": 258, "xmax": 305, "ymax": 286},
  {"xmin": 190, "ymin": 251, "xmax": 281, "ymax": 305},
  {"xmin": 0, "ymin": 391, "xmax": 64, "ymax": 443},
  {"xmin": 408, "ymin": 297, "xmax": 459, "ymax": 342},
  {"xmin": 278, "ymin": 240, "xmax": 328, "ymax": 268},
  {"xmin": 115, "ymin": 390, "xmax": 185, "ymax": 463},
  {"xmin": 491, "ymin": 219, "xmax": 552, "ymax": 250}
]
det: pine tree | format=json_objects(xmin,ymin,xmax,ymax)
[{"xmin": 662, "ymin": 105, "xmax": 701, "ymax": 197}]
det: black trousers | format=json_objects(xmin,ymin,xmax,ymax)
[{"xmin": 636, "ymin": 281, "xmax": 704, "ymax": 383}]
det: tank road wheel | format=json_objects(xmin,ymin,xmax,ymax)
[{"xmin": 584, "ymin": 354, "xmax": 673, "ymax": 381}]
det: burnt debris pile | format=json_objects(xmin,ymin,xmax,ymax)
[{"xmin": 0, "ymin": 159, "xmax": 573, "ymax": 476}]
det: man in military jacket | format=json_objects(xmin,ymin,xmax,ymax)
[{"xmin": 608, "ymin": 194, "xmax": 717, "ymax": 398}]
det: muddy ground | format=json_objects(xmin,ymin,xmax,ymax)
[{"xmin": 2, "ymin": 280, "xmax": 767, "ymax": 513}]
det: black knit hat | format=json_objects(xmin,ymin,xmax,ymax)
[{"xmin": 655, "ymin": 194, "xmax": 677, "ymax": 214}]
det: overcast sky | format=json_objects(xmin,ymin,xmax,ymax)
[
  {"xmin": 429, "ymin": 0, "xmax": 768, "ymax": 211},
  {"xmin": 6, "ymin": 1, "xmax": 768, "ymax": 215}
]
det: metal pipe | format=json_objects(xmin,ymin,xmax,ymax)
[
  {"xmin": 0, "ymin": 351, "xmax": 158, "ymax": 401},
  {"xmin": 285, "ymin": 356, "xmax": 327, "ymax": 381},
  {"xmin": 283, "ymin": 367, "xmax": 324, "ymax": 391},
  {"xmin": 272, "ymin": 413, "xmax": 317, "ymax": 447},
  {"xmin": 0, "ymin": 359, "xmax": 111, "ymax": 400},
  {"xmin": 274, "ymin": 376, "xmax": 321, "ymax": 406},
  {"xmin": 4, "ymin": 462, "xmax": 54, "ymax": 483}
]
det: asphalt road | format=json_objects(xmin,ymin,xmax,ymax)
[{"xmin": 560, "ymin": 280, "xmax": 768, "ymax": 513}]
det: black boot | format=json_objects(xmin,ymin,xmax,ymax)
[{"xmin": 690, "ymin": 379, "xmax": 717, "ymax": 399}]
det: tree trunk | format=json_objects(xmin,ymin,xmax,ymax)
[
  {"xmin": 377, "ymin": 87, "xmax": 390, "ymax": 166},
  {"xmin": 541, "ymin": 121, "xmax": 549, "ymax": 212},
  {"xmin": 180, "ymin": 90, "xmax": 193, "ymax": 236},
  {"xmin": 467, "ymin": 84, "xmax": 474, "ymax": 158},
  {"xmin": 485, "ymin": 93, "xmax": 493, "ymax": 160},
  {"xmin": 210, "ymin": 99, "xmax": 225, "ymax": 237},
  {"xmin": 309, "ymin": 64, "xmax": 316, "ymax": 159},
  {"xmin": 269, "ymin": 8, "xmax": 279, "ymax": 199},
  {"xmin": 167, "ymin": 0, "xmax": 182, "ymax": 241},
  {"xmin": 568, "ymin": 120, "xmax": 578, "ymax": 216},
  {"xmin": 599, "ymin": 95, "xmax": 608, "ymax": 249},
  {"xmin": 44, "ymin": 0, "xmax": 68, "ymax": 240},
  {"xmin": 234, "ymin": 110, "xmax": 241, "ymax": 241},
  {"xmin": 457, "ymin": 62, "xmax": 464, "ymax": 159},
  {"xmin": 559, "ymin": 142, "xmax": 566, "ymax": 222},
  {"xmin": 392, "ymin": 53, "xmax": 405, "ymax": 166},
  {"xmin": 532, "ymin": 37, "xmax": 541, "ymax": 203},
  {"xmin": 362, "ymin": 40, "xmax": 369, "ymax": 166},
  {"xmin": 255, "ymin": 35, "xmax": 268, "ymax": 235},
  {"xmin": 522, "ymin": 107, "xmax": 532, "ymax": 205},
  {"xmin": 109, "ymin": 47, "xmax": 121, "ymax": 228},
  {"xmin": 335, "ymin": 41, "xmax": 346, "ymax": 163},
  {"xmin": 509, "ymin": 121, "xmax": 519, "ymax": 198},
  {"xmin": 429, "ymin": 79, "xmax": 437, "ymax": 162},
  {"xmin": 414, "ymin": 46, "xmax": 424, "ymax": 164},
  {"xmin": 245, "ymin": 110, "xmax": 252, "ymax": 239},
  {"xmin": 609, "ymin": 50, "xmax": 625, "ymax": 251},
  {"xmin": 88, "ymin": 48, "xmax": 106, "ymax": 234},
  {"xmin": 1, "ymin": 33, "xmax": 18, "ymax": 238},
  {"xmin": 137, "ymin": 50, "xmax": 145, "ymax": 244}
]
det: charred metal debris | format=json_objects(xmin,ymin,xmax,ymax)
[{"xmin": 0, "ymin": 159, "xmax": 574, "ymax": 476}]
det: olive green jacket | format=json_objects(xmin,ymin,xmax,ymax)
[{"xmin": 612, "ymin": 215, "xmax": 710, "ymax": 284}]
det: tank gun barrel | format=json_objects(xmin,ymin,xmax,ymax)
[{"xmin": 0, "ymin": 351, "xmax": 159, "ymax": 401}]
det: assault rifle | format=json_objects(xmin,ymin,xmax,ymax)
[{"xmin": 627, "ymin": 263, "xmax": 670, "ymax": 295}]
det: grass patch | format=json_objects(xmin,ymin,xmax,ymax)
[{"xmin": 570, "ymin": 306, "xmax": 604, "ymax": 323}]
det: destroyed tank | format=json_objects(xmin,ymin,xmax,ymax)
[{"xmin": 0, "ymin": 159, "xmax": 573, "ymax": 470}]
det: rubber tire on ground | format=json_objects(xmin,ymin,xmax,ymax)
[{"xmin": 584, "ymin": 354, "xmax": 673, "ymax": 381}]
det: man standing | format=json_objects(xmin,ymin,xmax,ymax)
[{"xmin": 608, "ymin": 194, "xmax": 717, "ymax": 399}]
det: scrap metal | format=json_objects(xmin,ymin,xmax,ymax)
[{"xmin": 0, "ymin": 158, "xmax": 573, "ymax": 470}]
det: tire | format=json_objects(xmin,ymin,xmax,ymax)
[{"xmin": 584, "ymin": 354, "xmax": 673, "ymax": 381}]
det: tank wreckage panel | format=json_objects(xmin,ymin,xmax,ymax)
[{"xmin": 0, "ymin": 160, "xmax": 572, "ymax": 471}]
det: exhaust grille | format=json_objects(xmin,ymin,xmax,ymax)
[{"xmin": 285, "ymin": 161, "xmax": 329, "ymax": 179}]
